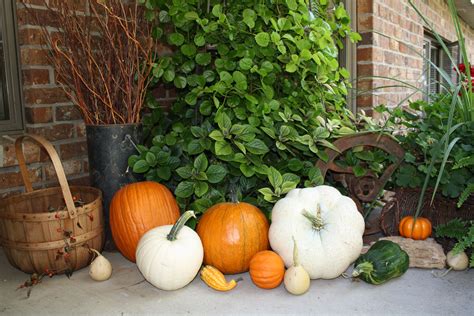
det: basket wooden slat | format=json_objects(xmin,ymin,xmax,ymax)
[{"xmin": 0, "ymin": 134, "xmax": 104, "ymax": 274}]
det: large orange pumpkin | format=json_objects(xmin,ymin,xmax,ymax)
[
  {"xmin": 196, "ymin": 202, "xmax": 269, "ymax": 274},
  {"xmin": 399, "ymin": 216, "xmax": 432, "ymax": 240},
  {"xmin": 110, "ymin": 181, "xmax": 180, "ymax": 262},
  {"xmin": 249, "ymin": 251, "xmax": 285, "ymax": 289}
]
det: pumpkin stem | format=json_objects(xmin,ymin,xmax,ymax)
[
  {"xmin": 302, "ymin": 206, "xmax": 324, "ymax": 231},
  {"xmin": 292, "ymin": 236, "xmax": 300, "ymax": 267},
  {"xmin": 167, "ymin": 210, "xmax": 196, "ymax": 241},
  {"xmin": 352, "ymin": 261, "xmax": 374, "ymax": 278}
]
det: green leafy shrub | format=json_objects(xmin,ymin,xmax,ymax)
[
  {"xmin": 130, "ymin": 0, "xmax": 362, "ymax": 214},
  {"xmin": 379, "ymin": 94, "xmax": 474, "ymax": 204},
  {"xmin": 435, "ymin": 219, "xmax": 474, "ymax": 267}
]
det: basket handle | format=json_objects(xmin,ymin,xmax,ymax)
[{"xmin": 15, "ymin": 134, "xmax": 77, "ymax": 219}]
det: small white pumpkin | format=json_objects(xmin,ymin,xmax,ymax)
[
  {"xmin": 446, "ymin": 250, "xmax": 469, "ymax": 271},
  {"xmin": 136, "ymin": 211, "xmax": 204, "ymax": 291},
  {"xmin": 284, "ymin": 238, "xmax": 310, "ymax": 295},
  {"xmin": 89, "ymin": 249, "xmax": 112, "ymax": 281},
  {"xmin": 269, "ymin": 185, "xmax": 365, "ymax": 279}
]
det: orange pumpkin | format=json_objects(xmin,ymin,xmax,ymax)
[
  {"xmin": 110, "ymin": 181, "xmax": 180, "ymax": 262},
  {"xmin": 399, "ymin": 216, "xmax": 432, "ymax": 240},
  {"xmin": 196, "ymin": 202, "xmax": 269, "ymax": 274},
  {"xmin": 249, "ymin": 251, "xmax": 285, "ymax": 289}
]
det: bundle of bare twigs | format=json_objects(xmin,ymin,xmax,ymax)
[{"xmin": 26, "ymin": 0, "xmax": 155, "ymax": 125}]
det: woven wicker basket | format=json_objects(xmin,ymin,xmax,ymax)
[
  {"xmin": 0, "ymin": 135, "xmax": 104, "ymax": 274},
  {"xmin": 380, "ymin": 187, "xmax": 474, "ymax": 251}
]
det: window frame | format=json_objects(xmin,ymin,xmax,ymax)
[
  {"xmin": 0, "ymin": 0, "xmax": 24, "ymax": 133},
  {"xmin": 422, "ymin": 32, "xmax": 460, "ymax": 101}
]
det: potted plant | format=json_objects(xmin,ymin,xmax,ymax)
[
  {"xmin": 124, "ymin": 0, "xmax": 364, "ymax": 217},
  {"xmin": 26, "ymin": 0, "xmax": 155, "ymax": 247}
]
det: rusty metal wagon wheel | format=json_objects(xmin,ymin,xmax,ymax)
[{"xmin": 315, "ymin": 133, "xmax": 405, "ymax": 236}]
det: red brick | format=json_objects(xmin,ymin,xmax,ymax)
[
  {"xmin": 20, "ymin": 48, "xmax": 50, "ymax": 65},
  {"xmin": 0, "ymin": 166, "xmax": 42, "ymax": 190},
  {"xmin": 22, "ymin": 69, "xmax": 50, "ymax": 85},
  {"xmin": 357, "ymin": 0, "xmax": 373, "ymax": 15},
  {"xmin": 18, "ymin": 28, "xmax": 46, "ymax": 45},
  {"xmin": 55, "ymin": 105, "xmax": 82, "ymax": 121},
  {"xmin": 44, "ymin": 159, "xmax": 82, "ymax": 180},
  {"xmin": 68, "ymin": 176, "xmax": 91, "ymax": 186},
  {"xmin": 358, "ymin": 47, "xmax": 373, "ymax": 62},
  {"xmin": 358, "ymin": 15, "xmax": 373, "ymax": 31},
  {"xmin": 59, "ymin": 141, "xmax": 87, "ymax": 160},
  {"xmin": 25, "ymin": 106, "xmax": 53, "ymax": 124},
  {"xmin": 24, "ymin": 87, "xmax": 69, "ymax": 104},
  {"xmin": 1, "ymin": 139, "xmax": 46, "ymax": 167},
  {"xmin": 26, "ymin": 124, "xmax": 75, "ymax": 141},
  {"xmin": 17, "ymin": 8, "xmax": 61, "ymax": 28},
  {"xmin": 76, "ymin": 123, "xmax": 86, "ymax": 138}
]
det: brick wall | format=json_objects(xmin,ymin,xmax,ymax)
[
  {"xmin": 357, "ymin": 0, "xmax": 474, "ymax": 112},
  {"xmin": 0, "ymin": 0, "xmax": 175, "ymax": 198}
]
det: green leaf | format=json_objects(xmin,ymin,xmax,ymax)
[
  {"xmin": 194, "ymin": 153, "xmax": 208, "ymax": 172},
  {"xmin": 159, "ymin": 10, "xmax": 170, "ymax": 23},
  {"xmin": 169, "ymin": 33, "xmax": 185, "ymax": 46},
  {"xmin": 355, "ymin": 151, "xmax": 374, "ymax": 161},
  {"xmin": 184, "ymin": 11, "xmax": 199, "ymax": 20},
  {"xmin": 353, "ymin": 165, "xmax": 367, "ymax": 177},
  {"xmin": 245, "ymin": 139, "xmax": 269, "ymax": 155},
  {"xmin": 196, "ymin": 53, "xmax": 212, "ymax": 66},
  {"xmin": 206, "ymin": 165, "xmax": 227, "ymax": 183},
  {"xmin": 288, "ymin": 158, "xmax": 304, "ymax": 171},
  {"xmin": 181, "ymin": 44, "xmax": 197, "ymax": 57},
  {"xmin": 211, "ymin": 4, "xmax": 222, "ymax": 17},
  {"xmin": 255, "ymin": 32, "xmax": 270, "ymax": 47},
  {"xmin": 163, "ymin": 69, "xmax": 175, "ymax": 82},
  {"xmin": 176, "ymin": 165, "xmax": 193, "ymax": 179},
  {"xmin": 175, "ymin": 181, "xmax": 195, "ymax": 198},
  {"xmin": 286, "ymin": 0, "xmax": 298, "ymax": 10},
  {"xmin": 268, "ymin": 167, "xmax": 283, "ymax": 189},
  {"xmin": 194, "ymin": 182, "xmax": 209, "ymax": 197},
  {"xmin": 233, "ymin": 71, "xmax": 247, "ymax": 90},
  {"xmin": 133, "ymin": 160, "xmax": 149, "ymax": 173},
  {"xmin": 145, "ymin": 152, "xmax": 156, "ymax": 166},
  {"xmin": 184, "ymin": 92, "xmax": 197, "ymax": 105},
  {"xmin": 187, "ymin": 139, "xmax": 204, "ymax": 155},
  {"xmin": 156, "ymin": 166, "xmax": 171, "ymax": 180},
  {"xmin": 209, "ymin": 130, "xmax": 225, "ymax": 141},
  {"xmin": 173, "ymin": 76, "xmax": 187, "ymax": 89},
  {"xmin": 243, "ymin": 9, "xmax": 256, "ymax": 29},
  {"xmin": 194, "ymin": 34, "xmax": 206, "ymax": 46},
  {"xmin": 240, "ymin": 163, "xmax": 255, "ymax": 177},
  {"xmin": 216, "ymin": 113, "xmax": 232, "ymax": 131},
  {"xmin": 282, "ymin": 181, "xmax": 297, "ymax": 194},
  {"xmin": 239, "ymin": 58, "xmax": 253, "ymax": 70},
  {"xmin": 215, "ymin": 141, "xmax": 233, "ymax": 156},
  {"xmin": 200, "ymin": 101, "xmax": 212, "ymax": 116}
]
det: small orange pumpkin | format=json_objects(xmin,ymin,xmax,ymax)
[
  {"xmin": 399, "ymin": 216, "xmax": 432, "ymax": 240},
  {"xmin": 196, "ymin": 202, "xmax": 269, "ymax": 274},
  {"xmin": 110, "ymin": 181, "xmax": 180, "ymax": 262},
  {"xmin": 249, "ymin": 251, "xmax": 285, "ymax": 289}
]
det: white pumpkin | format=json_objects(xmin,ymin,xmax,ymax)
[
  {"xmin": 269, "ymin": 185, "xmax": 365, "ymax": 279},
  {"xmin": 136, "ymin": 211, "xmax": 204, "ymax": 291}
]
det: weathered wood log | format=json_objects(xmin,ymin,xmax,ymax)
[{"xmin": 361, "ymin": 237, "xmax": 446, "ymax": 269}]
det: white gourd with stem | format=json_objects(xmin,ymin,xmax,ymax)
[
  {"xmin": 89, "ymin": 249, "xmax": 113, "ymax": 281},
  {"xmin": 136, "ymin": 211, "xmax": 204, "ymax": 291},
  {"xmin": 284, "ymin": 237, "xmax": 310, "ymax": 295}
]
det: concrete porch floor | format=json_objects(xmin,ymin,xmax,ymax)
[{"xmin": 0, "ymin": 250, "xmax": 472, "ymax": 315}]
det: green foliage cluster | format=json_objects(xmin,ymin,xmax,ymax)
[
  {"xmin": 131, "ymin": 0, "xmax": 361, "ymax": 214},
  {"xmin": 435, "ymin": 219, "xmax": 474, "ymax": 267},
  {"xmin": 379, "ymin": 94, "xmax": 474, "ymax": 204}
]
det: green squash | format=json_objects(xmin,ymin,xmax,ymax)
[{"xmin": 352, "ymin": 240, "xmax": 409, "ymax": 285}]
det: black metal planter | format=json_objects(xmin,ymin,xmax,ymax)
[{"xmin": 86, "ymin": 124, "xmax": 142, "ymax": 249}]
